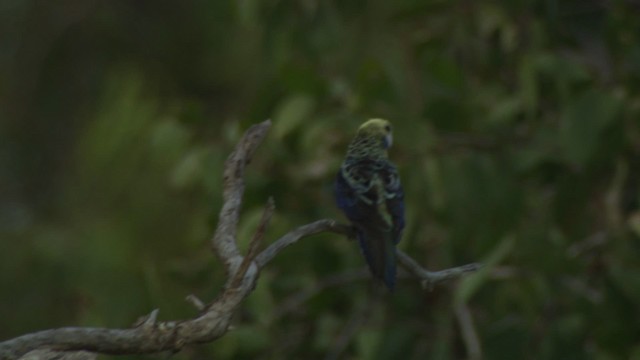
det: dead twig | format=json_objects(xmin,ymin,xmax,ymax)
[
  {"xmin": 0, "ymin": 120, "xmax": 481, "ymax": 360},
  {"xmin": 455, "ymin": 302, "xmax": 482, "ymax": 360},
  {"xmin": 396, "ymin": 250, "xmax": 481, "ymax": 290},
  {"xmin": 230, "ymin": 197, "xmax": 275, "ymax": 288}
]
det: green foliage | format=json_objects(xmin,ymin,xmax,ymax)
[{"xmin": 2, "ymin": 0, "xmax": 640, "ymax": 359}]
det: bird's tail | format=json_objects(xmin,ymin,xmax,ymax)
[{"xmin": 357, "ymin": 231, "xmax": 397, "ymax": 291}]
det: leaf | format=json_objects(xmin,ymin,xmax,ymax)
[
  {"xmin": 170, "ymin": 148, "xmax": 206, "ymax": 189},
  {"xmin": 518, "ymin": 54, "xmax": 538, "ymax": 119},
  {"xmin": 487, "ymin": 97, "xmax": 521, "ymax": 126},
  {"xmin": 559, "ymin": 90, "xmax": 622, "ymax": 167},
  {"xmin": 150, "ymin": 119, "xmax": 191, "ymax": 165},
  {"xmin": 272, "ymin": 94, "xmax": 316, "ymax": 139},
  {"xmin": 356, "ymin": 329, "xmax": 381, "ymax": 360}
]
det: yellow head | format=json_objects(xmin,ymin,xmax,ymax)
[{"xmin": 356, "ymin": 118, "xmax": 393, "ymax": 149}]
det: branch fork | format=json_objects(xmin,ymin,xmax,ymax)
[{"xmin": 0, "ymin": 120, "xmax": 480, "ymax": 359}]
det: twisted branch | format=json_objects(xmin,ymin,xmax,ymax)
[{"xmin": 0, "ymin": 120, "xmax": 480, "ymax": 360}]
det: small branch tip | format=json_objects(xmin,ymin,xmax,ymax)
[{"xmin": 185, "ymin": 295, "xmax": 206, "ymax": 311}]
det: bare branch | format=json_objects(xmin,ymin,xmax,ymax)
[
  {"xmin": 396, "ymin": 250, "xmax": 481, "ymax": 290},
  {"xmin": 0, "ymin": 299, "xmax": 235, "ymax": 359},
  {"xmin": 131, "ymin": 309, "xmax": 159, "ymax": 329},
  {"xmin": 230, "ymin": 196, "xmax": 275, "ymax": 288},
  {"xmin": 0, "ymin": 120, "xmax": 273, "ymax": 360},
  {"xmin": 256, "ymin": 219, "xmax": 480, "ymax": 290},
  {"xmin": 455, "ymin": 302, "xmax": 482, "ymax": 360},
  {"xmin": 212, "ymin": 119, "xmax": 272, "ymax": 276},
  {"xmin": 185, "ymin": 295, "xmax": 205, "ymax": 312},
  {"xmin": 0, "ymin": 119, "xmax": 481, "ymax": 359},
  {"xmin": 255, "ymin": 220, "xmax": 353, "ymax": 268},
  {"xmin": 19, "ymin": 350, "xmax": 96, "ymax": 360}
]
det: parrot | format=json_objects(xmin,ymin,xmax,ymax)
[{"xmin": 334, "ymin": 119, "xmax": 405, "ymax": 291}]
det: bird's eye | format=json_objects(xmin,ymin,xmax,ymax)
[{"xmin": 384, "ymin": 125, "xmax": 391, "ymax": 132}]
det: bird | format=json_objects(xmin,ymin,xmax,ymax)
[{"xmin": 334, "ymin": 119, "xmax": 405, "ymax": 291}]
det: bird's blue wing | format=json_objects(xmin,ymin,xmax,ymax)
[
  {"xmin": 382, "ymin": 163, "xmax": 405, "ymax": 244},
  {"xmin": 335, "ymin": 160, "xmax": 404, "ymax": 290},
  {"xmin": 334, "ymin": 169, "xmax": 364, "ymax": 223}
]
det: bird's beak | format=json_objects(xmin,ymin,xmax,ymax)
[{"xmin": 384, "ymin": 133, "xmax": 393, "ymax": 148}]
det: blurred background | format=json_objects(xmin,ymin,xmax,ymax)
[{"xmin": 2, "ymin": 0, "xmax": 640, "ymax": 359}]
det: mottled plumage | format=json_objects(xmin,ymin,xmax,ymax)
[{"xmin": 335, "ymin": 119, "xmax": 405, "ymax": 290}]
